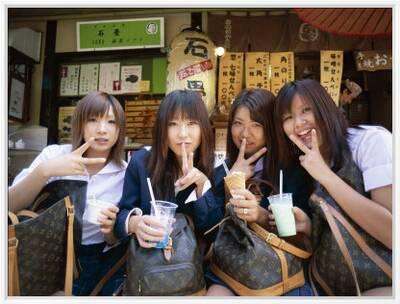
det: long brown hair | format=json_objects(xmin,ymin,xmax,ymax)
[
  {"xmin": 274, "ymin": 79, "xmax": 350, "ymax": 172},
  {"xmin": 148, "ymin": 90, "xmax": 214, "ymax": 200},
  {"xmin": 71, "ymin": 91, "xmax": 126, "ymax": 167},
  {"xmin": 226, "ymin": 89, "xmax": 278, "ymax": 189}
]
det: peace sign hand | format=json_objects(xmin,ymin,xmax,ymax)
[
  {"xmin": 289, "ymin": 129, "xmax": 330, "ymax": 182},
  {"xmin": 230, "ymin": 138, "xmax": 267, "ymax": 180},
  {"xmin": 40, "ymin": 138, "xmax": 106, "ymax": 178},
  {"xmin": 175, "ymin": 143, "xmax": 207, "ymax": 194}
]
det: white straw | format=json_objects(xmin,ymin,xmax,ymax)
[
  {"xmin": 279, "ymin": 170, "xmax": 283, "ymax": 197},
  {"xmin": 147, "ymin": 177, "xmax": 155, "ymax": 202},
  {"xmin": 221, "ymin": 160, "xmax": 230, "ymax": 176}
]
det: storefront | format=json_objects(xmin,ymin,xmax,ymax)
[{"xmin": 8, "ymin": 7, "xmax": 392, "ymax": 183}]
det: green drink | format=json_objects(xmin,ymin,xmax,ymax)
[{"xmin": 268, "ymin": 193, "xmax": 296, "ymax": 237}]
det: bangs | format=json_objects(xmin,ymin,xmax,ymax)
[
  {"xmin": 168, "ymin": 92, "xmax": 204, "ymax": 122},
  {"xmin": 83, "ymin": 95, "xmax": 122, "ymax": 125}
]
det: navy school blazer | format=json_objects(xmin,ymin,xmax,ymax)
[{"xmin": 114, "ymin": 148, "xmax": 226, "ymax": 242}]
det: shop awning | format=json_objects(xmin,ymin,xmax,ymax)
[{"xmin": 294, "ymin": 8, "xmax": 391, "ymax": 37}]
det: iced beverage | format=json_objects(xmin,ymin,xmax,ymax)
[
  {"xmin": 268, "ymin": 193, "xmax": 296, "ymax": 237},
  {"xmin": 150, "ymin": 200, "xmax": 178, "ymax": 248}
]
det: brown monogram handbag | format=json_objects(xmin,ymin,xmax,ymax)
[
  {"xmin": 8, "ymin": 196, "xmax": 75, "ymax": 296},
  {"xmin": 209, "ymin": 204, "xmax": 311, "ymax": 296},
  {"xmin": 8, "ymin": 179, "xmax": 88, "ymax": 296},
  {"xmin": 309, "ymin": 157, "xmax": 392, "ymax": 295},
  {"xmin": 123, "ymin": 213, "xmax": 206, "ymax": 296}
]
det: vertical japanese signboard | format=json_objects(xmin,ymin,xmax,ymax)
[
  {"xmin": 270, "ymin": 52, "xmax": 294, "ymax": 96},
  {"xmin": 166, "ymin": 30, "xmax": 217, "ymax": 115},
  {"xmin": 320, "ymin": 51, "xmax": 343, "ymax": 106},
  {"xmin": 218, "ymin": 52, "xmax": 244, "ymax": 115},
  {"xmin": 245, "ymin": 52, "xmax": 270, "ymax": 90},
  {"xmin": 79, "ymin": 63, "xmax": 99, "ymax": 96},
  {"xmin": 59, "ymin": 65, "xmax": 80, "ymax": 96},
  {"xmin": 77, "ymin": 17, "xmax": 164, "ymax": 51},
  {"xmin": 354, "ymin": 50, "xmax": 392, "ymax": 71}
]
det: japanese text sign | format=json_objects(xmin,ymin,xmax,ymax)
[
  {"xmin": 354, "ymin": 50, "xmax": 392, "ymax": 72},
  {"xmin": 218, "ymin": 52, "xmax": 244, "ymax": 115},
  {"xmin": 320, "ymin": 50, "xmax": 343, "ymax": 106},
  {"xmin": 270, "ymin": 52, "xmax": 294, "ymax": 96},
  {"xmin": 245, "ymin": 52, "xmax": 270, "ymax": 91},
  {"xmin": 77, "ymin": 17, "xmax": 164, "ymax": 51}
]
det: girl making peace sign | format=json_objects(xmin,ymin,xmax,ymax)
[
  {"xmin": 273, "ymin": 79, "xmax": 392, "ymax": 295},
  {"xmin": 9, "ymin": 91, "xmax": 128, "ymax": 295},
  {"xmin": 114, "ymin": 90, "xmax": 223, "ymax": 247}
]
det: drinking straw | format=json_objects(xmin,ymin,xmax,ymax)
[
  {"xmin": 279, "ymin": 169, "xmax": 283, "ymax": 198},
  {"xmin": 221, "ymin": 159, "xmax": 230, "ymax": 176},
  {"xmin": 147, "ymin": 177, "xmax": 156, "ymax": 202},
  {"xmin": 147, "ymin": 177, "xmax": 158, "ymax": 216}
]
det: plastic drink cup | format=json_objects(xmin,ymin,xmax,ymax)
[
  {"xmin": 268, "ymin": 193, "xmax": 296, "ymax": 237},
  {"xmin": 85, "ymin": 198, "xmax": 115, "ymax": 225},
  {"xmin": 150, "ymin": 200, "xmax": 178, "ymax": 248}
]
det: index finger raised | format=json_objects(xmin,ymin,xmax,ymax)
[
  {"xmin": 73, "ymin": 137, "xmax": 94, "ymax": 155},
  {"xmin": 311, "ymin": 129, "xmax": 320, "ymax": 152},
  {"xmin": 237, "ymin": 138, "xmax": 246, "ymax": 161}
]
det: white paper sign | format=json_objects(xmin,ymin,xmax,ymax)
[
  {"xmin": 60, "ymin": 65, "xmax": 80, "ymax": 96},
  {"xmin": 99, "ymin": 62, "xmax": 121, "ymax": 94},
  {"xmin": 9, "ymin": 78, "xmax": 25, "ymax": 119},
  {"xmin": 79, "ymin": 64, "xmax": 99, "ymax": 95},
  {"xmin": 121, "ymin": 65, "xmax": 142, "ymax": 93}
]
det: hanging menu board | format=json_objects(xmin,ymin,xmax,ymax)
[
  {"xmin": 320, "ymin": 50, "xmax": 343, "ymax": 106},
  {"xmin": 218, "ymin": 52, "xmax": 244, "ymax": 115},
  {"xmin": 79, "ymin": 63, "xmax": 99, "ymax": 96},
  {"xmin": 245, "ymin": 52, "xmax": 270, "ymax": 91},
  {"xmin": 121, "ymin": 65, "xmax": 142, "ymax": 93},
  {"xmin": 59, "ymin": 65, "xmax": 80, "ymax": 96},
  {"xmin": 99, "ymin": 62, "xmax": 121, "ymax": 94},
  {"xmin": 270, "ymin": 52, "xmax": 294, "ymax": 96}
]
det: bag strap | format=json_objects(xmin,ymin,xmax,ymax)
[
  {"xmin": 64, "ymin": 196, "xmax": 75, "ymax": 296},
  {"xmin": 89, "ymin": 250, "xmax": 129, "ymax": 296},
  {"xmin": 312, "ymin": 194, "xmax": 361, "ymax": 296},
  {"xmin": 8, "ymin": 211, "xmax": 19, "ymax": 225},
  {"xmin": 16, "ymin": 210, "xmax": 38, "ymax": 219},
  {"xmin": 249, "ymin": 222, "xmax": 311, "ymax": 259},
  {"xmin": 30, "ymin": 192, "xmax": 50, "ymax": 212},
  {"xmin": 8, "ymin": 224, "xmax": 20, "ymax": 296},
  {"xmin": 327, "ymin": 202, "xmax": 392, "ymax": 278},
  {"xmin": 309, "ymin": 254, "xmax": 335, "ymax": 296}
]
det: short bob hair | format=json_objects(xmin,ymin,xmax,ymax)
[
  {"xmin": 71, "ymin": 91, "xmax": 126, "ymax": 167},
  {"xmin": 274, "ymin": 79, "xmax": 350, "ymax": 172},
  {"xmin": 226, "ymin": 88, "xmax": 278, "ymax": 188},
  {"xmin": 148, "ymin": 90, "xmax": 214, "ymax": 200}
]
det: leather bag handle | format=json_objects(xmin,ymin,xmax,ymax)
[
  {"xmin": 8, "ymin": 224, "xmax": 20, "ymax": 295},
  {"xmin": 249, "ymin": 222, "xmax": 311, "ymax": 259},
  {"xmin": 64, "ymin": 196, "xmax": 75, "ymax": 296},
  {"xmin": 311, "ymin": 194, "xmax": 361, "ymax": 296}
]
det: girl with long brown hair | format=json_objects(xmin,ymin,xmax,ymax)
[{"xmin": 114, "ymin": 90, "xmax": 223, "ymax": 247}]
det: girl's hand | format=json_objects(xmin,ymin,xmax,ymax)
[
  {"xmin": 98, "ymin": 205, "xmax": 119, "ymax": 235},
  {"xmin": 229, "ymin": 189, "xmax": 261, "ymax": 223},
  {"xmin": 230, "ymin": 138, "xmax": 267, "ymax": 180},
  {"xmin": 175, "ymin": 143, "xmax": 208, "ymax": 194},
  {"xmin": 289, "ymin": 129, "xmax": 331, "ymax": 183},
  {"xmin": 134, "ymin": 215, "xmax": 168, "ymax": 248},
  {"xmin": 268, "ymin": 205, "xmax": 312, "ymax": 236},
  {"xmin": 39, "ymin": 138, "xmax": 106, "ymax": 178}
]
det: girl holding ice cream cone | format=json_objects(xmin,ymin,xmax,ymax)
[{"xmin": 206, "ymin": 88, "xmax": 314, "ymax": 296}]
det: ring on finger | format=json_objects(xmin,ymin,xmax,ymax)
[{"xmin": 243, "ymin": 208, "xmax": 248, "ymax": 215}]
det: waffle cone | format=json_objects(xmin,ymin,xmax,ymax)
[{"xmin": 224, "ymin": 171, "xmax": 246, "ymax": 192}]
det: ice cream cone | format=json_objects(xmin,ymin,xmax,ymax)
[{"xmin": 224, "ymin": 171, "xmax": 246, "ymax": 192}]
